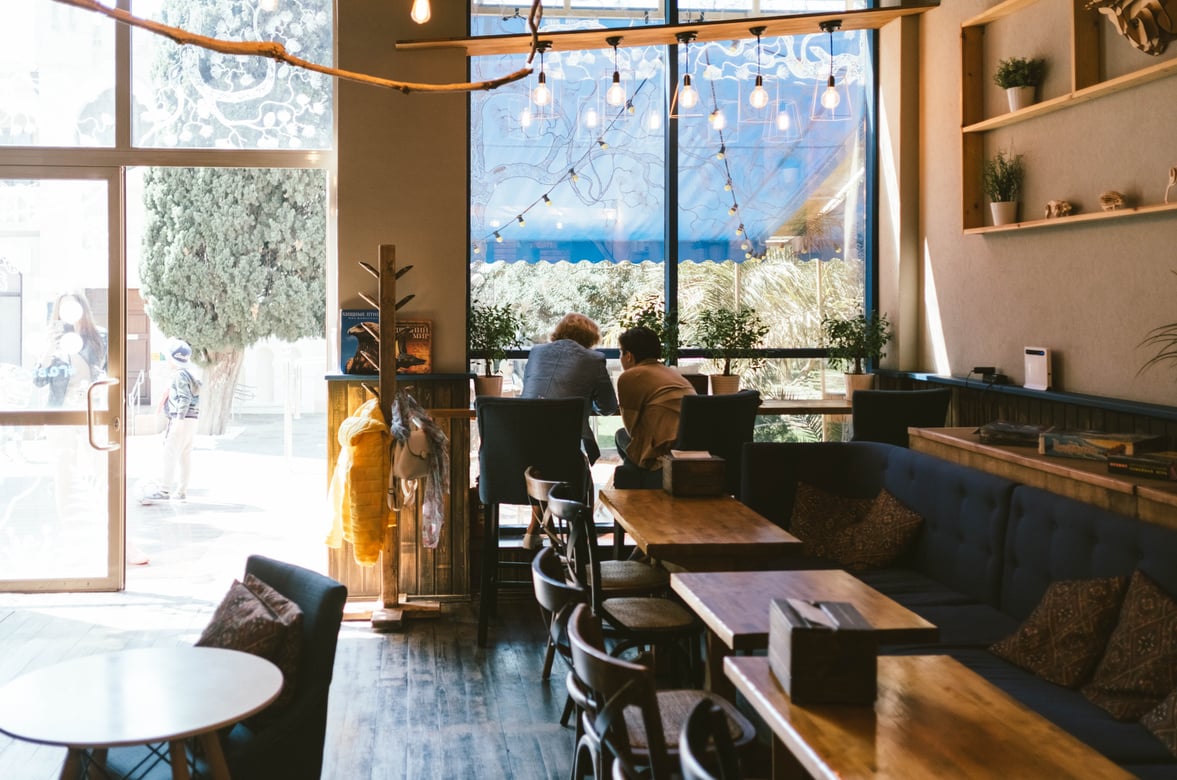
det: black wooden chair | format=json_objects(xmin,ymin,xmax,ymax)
[
  {"xmin": 476, "ymin": 396, "xmax": 590, "ymax": 647},
  {"xmin": 850, "ymin": 388, "xmax": 951, "ymax": 447},
  {"xmin": 679, "ymin": 699, "xmax": 743, "ymax": 780}
]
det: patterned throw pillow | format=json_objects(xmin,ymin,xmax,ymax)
[
  {"xmin": 197, "ymin": 575, "xmax": 304, "ymax": 719},
  {"xmin": 1141, "ymin": 688, "xmax": 1177, "ymax": 758},
  {"xmin": 990, "ymin": 576, "xmax": 1130, "ymax": 687},
  {"xmin": 1082, "ymin": 570, "xmax": 1177, "ymax": 720},
  {"xmin": 790, "ymin": 483, "xmax": 923, "ymax": 571}
]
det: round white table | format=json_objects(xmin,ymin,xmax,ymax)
[{"xmin": 0, "ymin": 646, "xmax": 282, "ymax": 780}]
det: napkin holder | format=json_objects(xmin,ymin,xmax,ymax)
[
  {"xmin": 768, "ymin": 598, "xmax": 878, "ymax": 704},
  {"xmin": 661, "ymin": 451, "xmax": 726, "ymax": 497}
]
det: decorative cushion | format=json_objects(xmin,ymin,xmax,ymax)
[
  {"xmin": 1141, "ymin": 688, "xmax": 1177, "ymax": 758},
  {"xmin": 1082, "ymin": 569, "xmax": 1177, "ymax": 720},
  {"xmin": 197, "ymin": 574, "xmax": 304, "ymax": 721},
  {"xmin": 990, "ymin": 576, "xmax": 1129, "ymax": 687},
  {"xmin": 790, "ymin": 483, "xmax": 923, "ymax": 571}
]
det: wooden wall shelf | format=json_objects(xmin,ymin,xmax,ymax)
[{"xmin": 963, "ymin": 201, "xmax": 1177, "ymax": 235}]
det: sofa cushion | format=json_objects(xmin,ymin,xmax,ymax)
[
  {"xmin": 906, "ymin": 603, "xmax": 1020, "ymax": 649},
  {"xmin": 790, "ymin": 484, "xmax": 922, "ymax": 570},
  {"xmin": 1083, "ymin": 569, "xmax": 1177, "ymax": 721},
  {"xmin": 790, "ymin": 481, "xmax": 873, "ymax": 559},
  {"xmin": 855, "ymin": 568, "xmax": 979, "ymax": 608},
  {"xmin": 990, "ymin": 576, "xmax": 1129, "ymax": 687},
  {"xmin": 1142, "ymin": 688, "xmax": 1177, "ymax": 759},
  {"xmin": 948, "ymin": 648, "xmax": 1177, "ymax": 765}
]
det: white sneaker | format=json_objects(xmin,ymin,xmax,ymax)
[
  {"xmin": 172, "ymin": 491, "xmax": 187, "ymax": 501},
  {"xmin": 521, "ymin": 533, "xmax": 544, "ymax": 551},
  {"xmin": 140, "ymin": 490, "xmax": 170, "ymax": 505}
]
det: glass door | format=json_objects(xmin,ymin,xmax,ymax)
[{"xmin": 0, "ymin": 169, "xmax": 125, "ymax": 591}]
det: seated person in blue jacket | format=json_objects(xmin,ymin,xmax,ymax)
[
  {"xmin": 520, "ymin": 312, "xmax": 619, "ymax": 550},
  {"xmin": 615, "ymin": 326, "xmax": 696, "ymax": 472}
]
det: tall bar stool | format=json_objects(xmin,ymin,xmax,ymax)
[{"xmin": 475, "ymin": 396, "xmax": 589, "ymax": 647}]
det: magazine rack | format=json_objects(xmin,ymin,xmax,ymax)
[{"xmin": 362, "ymin": 244, "xmax": 440, "ymax": 630}]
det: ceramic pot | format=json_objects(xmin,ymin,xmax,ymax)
[
  {"xmin": 990, "ymin": 201, "xmax": 1018, "ymax": 226},
  {"xmin": 843, "ymin": 372, "xmax": 875, "ymax": 402},
  {"xmin": 473, "ymin": 375, "xmax": 503, "ymax": 398},
  {"xmin": 1005, "ymin": 86, "xmax": 1035, "ymax": 112},
  {"xmin": 708, "ymin": 374, "xmax": 741, "ymax": 395}
]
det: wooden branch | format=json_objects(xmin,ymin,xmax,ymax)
[{"xmin": 51, "ymin": 0, "xmax": 531, "ymax": 94}]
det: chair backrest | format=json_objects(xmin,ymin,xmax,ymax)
[
  {"xmin": 548, "ymin": 485, "xmax": 605, "ymax": 613},
  {"xmin": 238, "ymin": 554, "xmax": 348, "ymax": 779},
  {"xmin": 674, "ymin": 389, "xmax": 762, "ymax": 494},
  {"xmin": 526, "ymin": 465, "xmax": 571, "ymax": 556},
  {"xmin": 531, "ymin": 546, "xmax": 586, "ymax": 665},
  {"xmin": 567, "ymin": 603, "xmax": 675, "ymax": 780},
  {"xmin": 850, "ymin": 388, "xmax": 951, "ymax": 447},
  {"xmin": 476, "ymin": 397, "xmax": 589, "ymax": 506},
  {"xmin": 680, "ymin": 700, "xmax": 742, "ymax": 780}
]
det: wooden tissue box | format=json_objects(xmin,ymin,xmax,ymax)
[
  {"xmin": 768, "ymin": 598, "xmax": 878, "ymax": 705},
  {"xmin": 661, "ymin": 451, "xmax": 726, "ymax": 497}
]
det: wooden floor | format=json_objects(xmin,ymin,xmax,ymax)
[{"xmin": 0, "ymin": 588, "xmax": 574, "ymax": 780}]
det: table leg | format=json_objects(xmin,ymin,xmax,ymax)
[
  {"xmin": 705, "ymin": 631, "xmax": 734, "ymax": 700},
  {"xmin": 168, "ymin": 740, "xmax": 191, "ymax": 780},
  {"xmin": 197, "ymin": 731, "xmax": 232, "ymax": 780},
  {"xmin": 770, "ymin": 735, "xmax": 806, "ymax": 780},
  {"xmin": 59, "ymin": 748, "xmax": 83, "ymax": 780}
]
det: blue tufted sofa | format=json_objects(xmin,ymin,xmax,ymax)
[{"xmin": 740, "ymin": 441, "xmax": 1177, "ymax": 779}]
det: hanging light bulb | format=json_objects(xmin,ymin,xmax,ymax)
[
  {"xmin": 543, "ymin": 194, "xmax": 552, "ymax": 207},
  {"xmin": 606, "ymin": 36, "xmax": 626, "ymax": 107},
  {"xmin": 598, "ymin": 139, "xmax": 608, "ymax": 149},
  {"xmin": 709, "ymin": 109, "xmax": 727, "ymax": 130},
  {"xmin": 820, "ymin": 20, "xmax": 842, "ymax": 110},
  {"xmin": 532, "ymin": 43, "xmax": 552, "ymax": 107},
  {"xmin": 674, "ymin": 32, "xmax": 699, "ymax": 112},
  {"xmin": 736, "ymin": 224, "xmax": 744, "ymax": 235},
  {"xmin": 776, "ymin": 110, "xmax": 791, "ymax": 131},
  {"xmin": 729, "ymin": 203, "xmax": 739, "ymax": 216},
  {"xmin": 716, "ymin": 144, "xmax": 726, "ymax": 160},
  {"xmin": 569, "ymin": 168, "xmax": 579, "ymax": 182},
  {"xmin": 519, "ymin": 108, "xmax": 532, "ymax": 127},
  {"xmin": 517, "ymin": 215, "xmax": 526, "ymax": 227},
  {"xmin": 724, "ymin": 179, "xmax": 733, "ymax": 192},
  {"xmin": 748, "ymin": 27, "xmax": 769, "ymax": 110},
  {"xmin": 494, "ymin": 231, "xmax": 503, "ymax": 243},
  {"xmin": 410, "ymin": 0, "xmax": 431, "ymax": 24},
  {"xmin": 584, "ymin": 107, "xmax": 599, "ymax": 128}
]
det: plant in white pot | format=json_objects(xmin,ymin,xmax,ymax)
[
  {"xmin": 993, "ymin": 56, "xmax": 1045, "ymax": 112},
  {"xmin": 822, "ymin": 310, "xmax": 893, "ymax": 400},
  {"xmin": 983, "ymin": 150, "xmax": 1025, "ymax": 226},
  {"xmin": 693, "ymin": 306, "xmax": 769, "ymax": 395},
  {"xmin": 468, "ymin": 301, "xmax": 523, "ymax": 396}
]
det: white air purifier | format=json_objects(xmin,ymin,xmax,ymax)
[{"xmin": 1024, "ymin": 347, "xmax": 1051, "ymax": 391}]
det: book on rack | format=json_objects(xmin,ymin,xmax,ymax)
[
  {"xmin": 1106, "ymin": 451, "xmax": 1177, "ymax": 481},
  {"xmin": 977, "ymin": 421, "xmax": 1051, "ymax": 447},
  {"xmin": 1038, "ymin": 430, "xmax": 1166, "ymax": 462},
  {"xmin": 339, "ymin": 310, "xmax": 433, "ymax": 375}
]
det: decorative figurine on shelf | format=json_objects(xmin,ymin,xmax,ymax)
[
  {"xmin": 1086, "ymin": 0, "xmax": 1176, "ymax": 55},
  {"xmin": 1044, "ymin": 199, "xmax": 1073, "ymax": 218},
  {"xmin": 1099, "ymin": 190, "xmax": 1126, "ymax": 211},
  {"xmin": 1165, "ymin": 166, "xmax": 1177, "ymax": 204}
]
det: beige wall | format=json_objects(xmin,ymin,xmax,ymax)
[
  {"xmin": 917, "ymin": 1, "xmax": 1177, "ymax": 405},
  {"xmin": 336, "ymin": 3, "xmax": 1177, "ymax": 407}
]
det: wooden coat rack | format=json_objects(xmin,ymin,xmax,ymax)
[{"xmin": 365, "ymin": 244, "xmax": 440, "ymax": 631}]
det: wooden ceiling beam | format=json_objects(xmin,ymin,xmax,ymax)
[{"xmin": 395, "ymin": 2, "xmax": 939, "ymax": 57}]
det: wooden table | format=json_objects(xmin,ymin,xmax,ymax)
[
  {"xmin": 0, "ymin": 647, "xmax": 282, "ymax": 780},
  {"xmin": 725, "ymin": 654, "xmax": 1133, "ymax": 780},
  {"xmin": 757, "ymin": 398, "xmax": 851, "ymax": 416},
  {"xmin": 597, "ymin": 488, "xmax": 801, "ymax": 571},
  {"xmin": 671, "ymin": 569, "xmax": 937, "ymax": 697}
]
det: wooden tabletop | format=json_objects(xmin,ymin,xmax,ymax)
[
  {"xmin": 725, "ymin": 655, "xmax": 1132, "ymax": 780},
  {"xmin": 0, "ymin": 646, "xmax": 281, "ymax": 755},
  {"xmin": 598, "ymin": 488, "xmax": 801, "ymax": 571},
  {"xmin": 757, "ymin": 398, "xmax": 852, "ymax": 416},
  {"xmin": 671, "ymin": 569, "xmax": 937, "ymax": 651}
]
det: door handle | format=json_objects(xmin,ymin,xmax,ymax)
[{"xmin": 87, "ymin": 377, "xmax": 121, "ymax": 452}]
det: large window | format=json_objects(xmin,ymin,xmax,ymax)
[{"xmin": 469, "ymin": 2, "xmax": 872, "ymax": 401}]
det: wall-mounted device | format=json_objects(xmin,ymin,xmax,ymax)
[{"xmin": 1024, "ymin": 347, "xmax": 1051, "ymax": 391}]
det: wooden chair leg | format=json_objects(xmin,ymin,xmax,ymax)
[
  {"xmin": 560, "ymin": 694, "xmax": 575, "ymax": 728},
  {"xmin": 541, "ymin": 634, "xmax": 557, "ymax": 680},
  {"xmin": 477, "ymin": 503, "xmax": 499, "ymax": 647}
]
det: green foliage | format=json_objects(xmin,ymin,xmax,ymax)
[
  {"xmin": 469, "ymin": 302, "xmax": 524, "ymax": 376},
  {"xmin": 822, "ymin": 310, "xmax": 892, "ymax": 374},
  {"xmin": 140, "ymin": 167, "xmax": 327, "ymax": 353},
  {"xmin": 692, "ymin": 306, "xmax": 770, "ymax": 376},
  {"xmin": 618, "ymin": 292, "xmax": 680, "ymax": 363},
  {"xmin": 1138, "ymin": 270, "xmax": 1177, "ymax": 379},
  {"xmin": 982, "ymin": 151, "xmax": 1025, "ymax": 203},
  {"xmin": 993, "ymin": 57, "xmax": 1045, "ymax": 89}
]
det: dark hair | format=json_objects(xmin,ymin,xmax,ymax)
[{"xmin": 619, "ymin": 326, "xmax": 662, "ymax": 363}]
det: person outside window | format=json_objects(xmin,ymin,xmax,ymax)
[
  {"xmin": 519, "ymin": 312, "xmax": 619, "ymax": 550},
  {"xmin": 615, "ymin": 326, "xmax": 696, "ymax": 471},
  {"xmin": 141, "ymin": 339, "xmax": 200, "ymax": 504}
]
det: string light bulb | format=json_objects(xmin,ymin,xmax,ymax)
[
  {"xmin": 532, "ymin": 42, "xmax": 552, "ymax": 107},
  {"xmin": 410, "ymin": 0, "xmax": 431, "ymax": 24},
  {"xmin": 472, "ymin": 242, "xmax": 481, "ymax": 254},
  {"xmin": 729, "ymin": 203, "xmax": 739, "ymax": 216},
  {"xmin": 543, "ymin": 194, "xmax": 552, "ymax": 206},
  {"xmin": 716, "ymin": 144, "xmax": 726, "ymax": 161},
  {"xmin": 494, "ymin": 231, "xmax": 503, "ymax": 243},
  {"xmin": 748, "ymin": 27, "xmax": 769, "ymax": 110},
  {"xmin": 598, "ymin": 139, "xmax": 608, "ymax": 149},
  {"xmin": 736, "ymin": 224, "xmax": 744, "ymax": 235},
  {"xmin": 606, "ymin": 36, "xmax": 625, "ymax": 107},
  {"xmin": 516, "ymin": 215, "xmax": 526, "ymax": 227},
  {"xmin": 569, "ymin": 168, "xmax": 579, "ymax": 182},
  {"xmin": 709, "ymin": 108, "xmax": 727, "ymax": 130},
  {"xmin": 819, "ymin": 20, "xmax": 842, "ymax": 110},
  {"xmin": 724, "ymin": 179, "xmax": 733, "ymax": 192}
]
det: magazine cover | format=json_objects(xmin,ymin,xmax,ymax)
[
  {"xmin": 395, "ymin": 320, "xmax": 432, "ymax": 374},
  {"xmin": 340, "ymin": 310, "xmax": 432, "ymax": 375}
]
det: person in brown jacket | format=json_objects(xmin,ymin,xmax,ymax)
[{"xmin": 615, "ymin": 326, "xmax": 696, "ymax": 471}]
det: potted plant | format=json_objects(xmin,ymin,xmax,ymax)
[
  {"xmin": 993, "ymin": 56, "xmax": 1045, "ymax": 112},
  {"xmin": 983, "ymin": 150, "xmax": 1025, "ymax": 226},
  {"xmin": 693, "ymin": 306, "xmax": 769, "ymax": 395},
  {"xmin": 822, "ymin": 310, "xmax": 893, "ymax": 399},
  {"xmin": 618, "ymin": 293, "xmax": 680, "ymax": 364},
  {"xmin": 468, "ymin": 301, "xmax": 523, "ymax": 396}
]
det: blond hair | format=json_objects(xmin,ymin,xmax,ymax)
[{"xmin": 551, "ymin": 313, "xmax": 600, "ymax": 349}]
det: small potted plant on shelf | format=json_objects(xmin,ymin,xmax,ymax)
[
  {"xmin": 993, "ymin": 57, "xmax": 1045, "ymax": 112},
  {"xmin": 692, "ymin": 306, "xmax": 769, "ymax": 395},
  {"xmin": 983, "ymin": 150, "xmax": 1025, "ymax": 226},
  {"xmin": 468, "ymin": 301, "xmax": 523, "ymax": 396},
  {"xmin": 618, "ymin": 293, "xmax": 681, "ymax": 364},
  {"xmin": 821, "ymin": 310, "xmax": 893, "ymax": 400}
]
